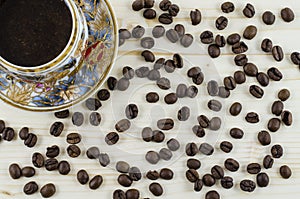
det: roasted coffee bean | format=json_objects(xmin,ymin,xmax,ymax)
[
  {"xmin": 159, "ymin": 0, "xmax": 171, "ymax": 11},
  {"xmin": 116, "ymin": 161, "xmax": 130, "ymax": 174},
  {"xmin": 157, "ymin": 77, "xmax": 171, "ymax": 90},
  {"xmin": 268, "ymin": 118, "xmax": 281, "ymax": 132},
  {"xmin": 209, "ymin": 117, "xmax": 222, "ymax": 131},
  {"xmin": 221, "ymin": 176, "xmax": 234, "ymax": 189},
  {"xmin": 145, "ymin": 151, "xmax": 160, "ymax": 164},
  {"xmin": 186, "ymin": 142, "xmax": 199, "ymax": 156},
  {"xmin": 58, "ymin": 161, "xmax": 70, "ymax": 175},
  {"xmin": 141, "ymin": 50, "xmax": 155, "ymax": 62},
  {"xmin": 218, "ymin": 86, "xmax": 230, "ymax": 98},
  {"xmin": 125, "ymin": 104, "xmax": 138, "ymax": 120},
  {"xmin": 245, "ymin": 112, "xmax": 259, "ymax": 123},
  {"xmin": 256, "ymin": 172, "xmax": 269, "ymax": 187},
  {"xmin": 118, "ymin": 174, "xmax": 132, "ymax": 187},
  {"xmin": 117, "ymin": 78, "xmax": 130, "ymax": 91},
  {"xmin": 45, "ymin": 158, "xmax": 58, "ymax": 171},
  {"xmin": 190, "ymin": 9, "xmax": 202, "ymax": 25},
  {"xmin": 105, "ymin": 132, "xmax": 119, "ymax": 145},
  {"xmin": 200, "ymin": 30, "xmax": 214, "ymax": 44},
  {"xmin": 152, "ymin": 130, "xmax": 165, "ymax": 143},
  {"xmin": 225, "ymin": 158, "xmax": 239, "ymax": 172},
  {"xmin": 54, "ymin": 110, "xmax": 69, "ymax": 119},
  {"xmin": 230, "ymin": 128, "xmax": 244, "ymax": 139},
  {"xmin": 199, "ymin": 143, "xmax": 214, "ymax": 156},
  {"xmin": 136, "ymin": 67, "xmax": 150, "ymax": 78},
  {"xmin": 257, "ymin": 72, "xmax": 270, "ymax": 87},
  {"xmin": 107, "ymin": 76, "xmax": 118, "ymax": 90},
  {"xmin": 149, "ymin": 182, "xmax": 163, "ymax": 196},
  {"xmin": 232, "ymin": 41, "xmax": 248, "ymax": 54},
  {"xmin": 168, "ymin": 4, "xmax": 180, "ymax": 16},
  {"xmin": 227, "ymin": 33, "xmax": 241, "ymax": 45},
  {"xmin": 280, "ymin": 165, "xmax": 292, "ymax": 179},
  {"xmin": 40, "ymin": 183, "xmax": 56, "ymax": 198},
  {"xmin": 176, "ymin": 84, "xmax": 187, "ymax": 98},
  {"xmin": 173, "ymin": 53, "xmax": 183, "ymax": 68},
  {"xmin": 164, "ymin": 59, "xmax": 176, "ymax": 73},
  {"xmin": 119, "ymin": 38, "xmax": 125, "ymax": 46},
  {"xmin": 187, "ymin": 158, "xmax": 201, "ymax": 170},
  {"xmin": 142, "ymin": 127, "xmax": 153, "ymax": 142},
  {"xmin": 77, "ymin": 170, "xmax": 89, "ymax": 185},
  {"xmin": 24, "ymin": 133, "xmax": 37, "ymax": 148},
  {"xmin": 85, "ymin": 98, "xmax": 101, "ymax": 111},
  {"xmin": 115, "ymin": 119, "xmax": 131, "ymax": 132},
  {"xmin": 291, "ymin": 52, "xmax": 300, "ymax": 66},
  {"xmin": 86, "ymin": 147, "xmax": 100, "ymax": 159},
  {"xmin": 240, "ymin": 180, "xmax": 256, "ymax": 192},
  {"xmin": 234, "ymin": 54, "xmax": 248, "ymax": 66},
  {"xmin": 221, "ymin": 2, "xmax": 235, "ymax": 13},
  {"xmin": 158, "ymin": 13, "xmax": 173, "ymax": 24},
  {"xmin": 244, "ymin": 25, "xmax": 257, "ymax": 40},
  {"xmin": 234, "ymin": 70, "xmax": 246, "ymax": 84},
  {"xmin": 281, "ymin": 7, "xmax": 295, "ymax": 22},
  {"xmin": 202, "ymin": 174, "xmax": 216, "ymax": 187},
  {"xmin": 9, "ymin": 163, "xmax": 22, "ymax": 179},
  {"xmin": 167, "ymin": 138, "xmax": 180, "ymax": 151},
  {"xmin": 215, "ymin": 34, "xmax": 226, "ymax": 47},
  {"xmin": 99, "ymin": 153, "xmax": 110, "ymax": 167},
  {"xmin": 72, "ymin": 112, "xmax": 84, "ymax": 126},
  {"xmin": 174, "ymin": 24, "xmax": 185, "ymax": 38},
  {"xmin": 230, "ymin": 102, "xmax": 242, "ymax": 116},
  {"xmin": 263, "ymin": 155, "xmax": 274, "ymax": 169},
  {"xmin": 272, "ymin": 46, "xmax": 284, "ymax": 62},
  {"xmin": 2, "ymin": 127, "xmax": 15, "ymax": 141},
  {"xmin": 249, "ymin": 85, "xmax": 264, "ymax": 98},
  {"xmin": 224, "ymin": 76, "xmax": 236, "ymax": 90},
  {"xmin": 207, "ymin": 80, "xmax": 219, "ymax": 96},
  {"xmin": 119, "ymin": 29, "xmax": 131, "ymax": 40},
  {"xmin": 148, "ymin": 69, "xmax": 161, "ymax": 81},
  {"xmin": 186, "ymin": 85, "xmax": 199, "ymax": 98},
  {"xmin": 282, "ymin": 110, "xmax": 293, "ymax": 126},
  {"xmin": 144, "ymin": 0, "xmax": 154, "ymax": 8},
  {"xmin": 216, "ymin": 16, "xmax": 228, "ymax": 30},
  {"xmin": 271, "ymin": 144, "xmax": 283, "ymax": 158},
  {"xmin": 243, "ymin": 3, "xmax": 255, "ymax": 18},
  {"xmin": 66, "ymin": 133, "xmax": 81, "ymax": 144},
  {"xmin": 178, "ymin": 106, "xmax": 190, "ymax": 121},
  {"xmin": 192, "ymin": 125, "xmax": 205, "ymax": 138},
  {"xmin": 19, "ymin": 127, "xmax": 29, "ymax": 140},
  {"xmin": 146, "ymin": 170, "xmax": 159, "ymax": 180},
  {"xmin": 220, "ymin": 141, "xmax": 233, "ymax": 153},
  {"xmin": 159, "ymin": 148, "xmax": 172, "ymax": 161},
  {"xmin": 164, "ymin": 93, "xmax": 177, "ymax": 104},
  {"xmin": 208, "ymin": 44, "xmax": 221, "ymax": 58},
  {"xmin": 191, "ymin": 72, "xmax": 204, "ymax": 85},
  {"xmin": 272, "ymin": 101, "xmax": 284, "ymax": 116},
  {"xmin": 89, "ymin": 112, "xmax": 101, "ymax": 126},
  {"xmin": 198, "ymin": 115, "xmax": 210, "ymax": 128},
  {"xmin": 143, "ymin": 9, "xmax": 156, "ymax": 19},
  {"xmin": 160, "ymin": 168, "xmax": 174, "ymax": 180},
  {"xmin": 181, "ymin": 34, "xmax": 194, "ymax": 47},
  {"xmin": 113, "ymin": 189, "xmax": 126, "ymax": 199},
  {"xmin": 23, "ymin": 181, "xmax": 38, "ymax": 195},
  {"xmin": 247, "ymin": 163, "xmax": 261, "ymax": 174},
  {"xmin": 141, "ymin": 37, "xmax": 155, "ymax": 49},
  {"xmin": 194, "ymin": 179, "xmax": 203, "ymax": 192},
  {"xmin": 262, "ymin": 11, "xmax": 275, "ymax": 25},
  {"xmin": 89, "ymin": 175, "xmax": 103, "ymax": 190},
  {"xmin": 206, "ymin": 190, "xmax": 220, "ymax": 199},
  {"xmin": 258, "ymin": 131, "xmax": 271, "ymax": 146},
  {"xmin": 186, "ymin": 169, "xmax": 199, "ymax": 182},
  {"xmin": 122, "ymin": 66, "xmax": 135, "ymax": 80},
  {"xmin": 32, "ymin": 152, "xmax": 44, "ymax": 168},
  {"xmin": 22, "ymin": 166, "xmax": 35, "ymax": 177},
  {"xmin": 166, "ymin": 29, "xmax": 179, "ymax": 43},
  {"xmin": 278, "ymin": 89, "xmax": 290, "ymax": 101},
  {"xmin": 46, "ymin": 145, "xmax": 60, "ymax": 158},
  {"xmin": 268, "ymin": 67, "xmax": 283, "ymax": 81},
  {"xmin": 126, "ymin": 189, "xmax": 140, "ymax": 199},
  {"xmin": 67, "ymin": 145, "xmax": 81, "ymax": 158},
  {"xmin": 129, "ymin": 167, "xmax": 142, "ymax": 181},
  {"xmin": 154, "ymin": 58, "xmax": 165, "ymax": 69},
  {"xmin": 211, "ymin": 165, "xmax": 224, "ymax": 179},
  {"xmin": 132, "ymin": 25, "xmax": 145, "ymax": 38},
  {"xmin": 261, "ymin": 38, "xmax": 273, "ymax": 52},
  {"xmin": 157, "ymin": 118, "xmax": 174, "ymax": 130}
]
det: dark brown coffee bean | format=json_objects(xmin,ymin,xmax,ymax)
[
  {"xmin": 190, "ymin": 9, "xmax": 202, "ymax": 25},
  {"xmin": 58, "ymin": 160, "xmax": 70, "ymax": 175},
  {"xmin": 153, "ymin": 58, "xmax": 165, "ymax": 70},
  {"xmin": 166, "ymin": 29, "xmax": 179, "ymax": 43},
  {"xmin": 126, "ymin": 189, "xmax": 140, "ymax": 199},
  {"xmin": 24, "ymin": 133, "xmax": 37, "ymax": 148},
  {"xmin": 72, "ymin": 112, "xmax": 84, "ymax": 126},
  {"xmin": 117, "ymin": 78, "xmax": 130, "ymax": 91},
  {"xmin": 144, "ymin": 0, "xmax": 154, "ymax": 8},
  {"xmin": 116, "ymin": 161, "xmax": 130, "ymax": 174},
  {"xmin": 278, "ymin": 89, "xmax": 290, "ymax": 101},
  {"xmin": 142, "ymin": 50, "xmax": 155, "ymax": 62},
  {"xmin": 158, "ymin": 13, "xmax": 173, "ymax": 24},
  {"xmin": 54, "ymin": 109, "xmax": 69, "ymax": 119},
  {"xmin": 234, "ymin": 54, "xmax": 248, "ymax": 66},
  {"xmin": 159, "ymin": 0, "xmax": 171, "ymax": 11},
  {"xmin": 22, "ymin": 166, "xmax": 35, "ymax": 177},
  {"xmin": 272, "ymin": 101, "xmax": 284, "ymax": 116},
  {"xmin": 164, "ymin": 59, "xmax": 176, "ymax": 73},
  {"xmin": 227, "ymin": 33, "xmax": 241, "ymax": 45},
  {"xmin": 240, "ymin": 180, "xmax": 256, "ymax": 192},
  {"xmin": 66, "ymin": 133, "xmax": 81, "ymax": 144},
  {"xmin": 192, "ymin": 125, "xmax": 205, "ymax": 138},
  {"xmin": 119, "ymin": 29, "xmax": 131, "ymax": 40},
  {"xmin": 207, "ymin": 80, "xmax": 219, "ymax": 96},
  {"xmin": 9, "ymin": 163, "xmax": 22, "ymax": 179},
  {"xmin": 268, "ymin": 118, "xmax": 281, "ymax": 132},
  {"xmin": 152, "ymin": 130, "xmax": 165, "ymax": 143},
  {"xmin": 147, "ymin": 69, "xmax": 161, "ymax": 81},
  {"xmin": 105, "ymin": 132, "xmax": 119, "ymax": 145},
  {"xmin": 149, "ymin": 182, "xmax": 163, "ymax": 196},
  {"xmin": 50, "ymin": 122, "xmax": 64, "ymax": 137},
  {"xmin": 77, "ymin": 170, "xmax": 89, "ymax": 185},
  {"xmin": 2, "ymin": 127, "xmax": 15, "ymax": 141},
  {"xmin": 97, "ymin": 89, "xmax": 110, "ymax": 101},
  {"xmin": 191, "ymin": 72, "xmax": 204, "ymax": 85},
  {"xmin": 122, "ymin": 66, "xmax": 135, "ymax": 80},
  {"xmin": 243, "ymin": 25, "xmax": 257, "ymax": 40},
  {"xmin": 40, "ymin": 183, "xmax": 56, "ymax": 198},
  {"xmin": 186, "ymin": 142, "xmax": 199, "ymax": 156},
  {"xmin": 258, "ymin": 130, "xmax": 271, "ymax": 146},
  {"xmin": 178, "ymin": 106, "xmax": 190, "ymax": 121},
  {"xmin": 85, "ymin": 98, "xmax": 101, "ymax": 111},
  {"xmin": 261, "ymin": 38, "xmax": 273, "ymax": 52},
  {"xmin": 221, "ymin": 2, "xmax": 235, "ymax": 13},
  {"xmin": 125, "ymin": 104, "xmax": 138, "ymax": 120},
  {"xmin": 199, "ymin": 143, "xmax": 214, "ymax": 156},
  {"xmin": 173, "ymin": 53, "xmax": 183, "ymax": 68},
  {"xmin": 208, "ymin": 100, "xmax": 222, "ymax": 112},
  {"xmin": 89, "ymin": 175, "xmax": 103, "ymax": 190},
  {"xmin": 84, "ymin": 146, "xmax": 99, "ymax": 159},
  {"xmin": 257, "ymin": 172, "xmax": 269, "ymax": 187},
  {"xmin": 249, "ymin": 85, "xmax": 264, "ymax": 99},
  {"xmin": 198, "ymin": 115, "xmax": 210, "ymax": 128},
  {"xmin": 19, "ymin": 127, "xmax": 29, "ymax": 140},
  {"xmin": 224, "ymin": 76, "xmax": 236, "ymax": 90},
  {"xmin": 113, "ymin": 189, "xmax": 125, "ymax": 199},
  {"xmin": 263, "ymin": 155, "xmax": 274, "ymax": 169},
  {"xmin": 157, "ymin": 118, "xmax": 174, "ymax": 130},
  {"xmin": 245, "ymin": 112, "xmax": 260, "ymax": 123},
  {"xmin": 160, "ymin": 168, "xmax": 174, "ymax": 180},
  {"xmin": 247, "ymin": 163, "xmax": 261, "ymax": 174},
  {"xmin": 206, "ymin": 190, "xmax": 220, "ymax": 199},
  {"xmin": 244, "ymin": 62, "xmax": 259, "ymax": 76},
  {"xmin": 229, "ymin": 102, "xmax": 242, "ymax": 116},
  {"xmin": 32, "ymin": 152, "xmax": 44, "ymax": 168},
  {"xmin": 132, "ymin": 25, "xmax": 145, "ymax": 39},
  {"xmin": 243, "ymin": 3, "xmax": 255, "ymax": 18},
  {"xmin": 262, "ymin": 11, "xmax": 276, "ymax": 25},
  {"xmin": 230, "ymin": 128, "xmax": 244, "ymax": 139},
  {"xmin": 208, "ymin": 44, "xmax": 221, "ymax": 58},
  {"xmin": 67, "ymin": 145, "xmax": 81, "ymax": 158},
  {"xmin": 159, "ymin": 148, "xmax": 172, "ymax": 161},
  {"xmin": 107, "ymin": 76, "xmax": 118, "ymax": 90},
  {"xmin": 45, "ymin": 158, "xmax": 58, "ymax": 171},
  {"xmin": 141, "ymin": 37, "xmax": 155, "ymax": 49},
  {"xmin": 181, "ymin": 34, "xmax": 194, "ymax": 47},
  {"xmin": 167, "ymin": 138, "xmax": 180, "ymax": 151},
  {"xmin": 174, "ymin": 24, "xmax": 185, "ymax": 38},
  {"xmin": 146, "ymin": 170, "xmax": 159, "ymax": 180},
  {"xmin": 220, "ymin": 141, "xmax": 233, "ymax": 153},
  {"xmin": 211, "ymin": 165, "xmax": 224, "ymax": 179},
  {"xmin": 157, "ymin": 77, "xmax": 171, "ymax": 90},
  {"xmin": 118, "ymin": 174, "xmax": 132, "ymax": 187},
  {"xmin": 187, "ymin": 158, "xmax": 201, "ymax": 170},
  {"xmin": 224, "ymin": 158, "xmax": 239, "ymax": 172},
  {"xmin": 282, "ymin": 110, "xmax": 293, "ymax": 126},
  {"xmin": 218, "ymin": 86, "xmax": 230, "ymax": 98},
  {"xmin": 221, "ymin": 176, "xmax": 234, "ymax": 189},
  {"xmin": 200, "ymin": 30, "xmax": 214, "ymax": 44},
  {"xmin": 280, "ymin": 165, "xmax": 292, "ymax": 179},
  {"xmin": 186, "ymin": 169, "xmax": 199, "ymax": 182},
  {"xmin": 267, "ymin": 67, "xmax": 283, "ymax": 81},
  {"xmin": 132, "ymin": 0, "xmax": 144, "ymax": 11},
  {"xmin": 115, "ymin": 119, "xmax": 131, "ymax": 132},
  {"xmin": 215, "ymin": 34, "xmax": 226, "ymax": 47},
  {"xmin": 234, "ymin": 70, "xmax": 246, "ymax": 84},
  {"xmin": 164, "ymin": 93, "xmax": 177, "ymax": 104},
  {"xmin": 145, "ymin": 151, "xmax": 160, "ymax": 164},
  {"xmin": 281, "ymin": 7, "xmax": 295, "ymax": 22},
  {"xmin": 143, "ymin": 9, "xmax": 156, "ymax": 19},
  {"xmin": 46, "ymin": 145, "xmax": 60, "ymax": 158},
  {"xmin": 89, "ymin": 112, "xmax": 101, "ymax": 126},
  {"xmin": 216, "ymin": 16, "xmax": 228, "ymax": 30},
  {"xmin": 203, "ymin": 174, "xmax": 216, "ymax": 187},
  {"xmin": 271, "ymin": 144, "xmax": 283, "ymax": 158},
  {"xmin": 99, "ymin": 153, "xmax": 110, "ymax": 167},
  {"xmin": 168, "ymin": 4, "xmax": 180, "ymax": 16},
  {"xmin": 257, "ymin": 72, "xmax": 270, "ymax": 87},
  {"xmin": 272, "ymin": 46, "xmax": 284, "ymax": 62},
  {"xmin": 194, "ymin": 179, "xmax": 203, "ymax": 192},
  {"xmin": 291, "ymin": 52, "xmax": 300, "ymax": 66},
  {"xmin": 176, "ymin": 84, "xmax": 187, "ymax": 98},
  {"xmin": 23, "ymin": 181, "xmax": 38, "ymax": 195},
  {"xmin": 209, "ymin": 117, "xmax": 222, "ymax": 131},
  {"xmin": 142, "ymin": 127, "xmax": 153, "ymax": 142},
  {"xmin": 232, "ymin": 41, "xmax": 248, "ymax": 54},
  {"xmin": 186, "ymin": 85, "xmax": 199, "ymax": 98}
]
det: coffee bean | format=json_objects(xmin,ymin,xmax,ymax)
[
  {"xmin": 263, "ymin": 155, "xmax": 274, "ymax": 169},
  {"xmin": 166, "ymin": 29, "xmax": 179, "ymax": 43},
  {"xmin": 158, "ymin": 13, "xmax": 173, "ymax": 24},
  {"xmin": 113, "ymin": 189, "xmax": 126, "ymax": 199},
  {"xmin": 194, "ymin": 179, "xmax": 203, "ymax": 192},
  {"xmin": 9, "ymin": 163, "xmax": 22, "ymax": 179},
  {"xmin": 46, "ymin": 145, "xmax": 60, "ymax": 158},
  {"xmin": 278, "ymin": 89, "xmax": 290, "ymax": 101},
  {"xmin": 208, "ymin": 44, "xmax": 221, "ymax": 58},
  {"xmin": 105, "ymin": 132, "xmax": 119, "ymax": 145},
  {"xmin": 243, "ymin": 3, "xmax": 255, "ymax": 18},
  {"xmin": 215, "ymin": 34, "xmax": 226, "ymax": 47},
  {"xmin": 45, "ymin": 158, "xmax": 58, "ymax": 171},
  {"xmin": 143, "ymin": 9, "xmax": 156, "ymax": 19},
  {"xmin": 89, "ymin": 112, "xmax": 101, "ymax": 126},
  {"xmin": 271, "ymin": 101, "xmax": 284, "ymax": 116},
  {"xmin": 181, "ymin": 34, "xmax": 194, "ymax": 47},
  {"xmin": 89, "ymin": 175, "xmax": 103, "ymax": 190},
  {"xmin": 227, "ymin": 33, "xmax": 241, "ymax": 45},
  {"xmin": 168, "ymin": 4, "xmax": 180, "ymax": 16},
  {"xmin": 146, "ymin": 170, "xmax": 159, "ymax": 180},
  {"xmin": 224, "ymin": 76, "xmax": 236, "ymax": 90},
  {"xmin": 200, "ymin": 30, "xmax": 214, "ymax": 44},
  {"xmin": 153, "ymin": 58, "xmax": 165, "ymax": 70},
  {"xmin": 186, "ymin": 85, "xmax": 199, "ymax": 98},
  {"xmin": 152, "ymin": 130, "xmax": 165, "ymax": 143},
  {"xmin": 280, "ymin": 165, "xmax": 292, "ymax": 179},
  {"xmin": 229, "ymin": 102, "xmax": 242, "ymax": 116},
  {"xmin": 174, "ymin": 24, "xmax": 185, "ymax": 38},
  {"xmin": 77, "ymin": 170, "xmax": 89, "ymax": 185},
  {"xmin": 211, "ymin": 165, "xmax": 224, "ymax": 179},
  {"xmin": 178, "ymin": 106, "xmax": 190, "ymax": 121},
  {"xmin": 107, "ymin": 76, "xmax": 118, "ymax": 90},
  {"xmin": 54, "ymin": 110, "xmax": 69, "ymax": 119},
  {"xmin": 24, "ymin": 133, "xmax": 37, "ymax": 148},
  {"xmin": 291, "ymin": 52, "xmax": 300, "ymax": 66},
  {"xmin": 234, "ymin": 70, "xmax": 246, "ymax": 84},
  {"xmin": 176, "ymin": 84, "xmax": 187, "ymax": 98},
  {"xmin": 123, "ymin": 66, "xmax": 135, "ymax": 80},
  {"xmin": 58, "ymin": 161, "xmax": 70, "ymax": 175},
  {"xmin": 148, "ymin": 69, "xmax": 161, "ymax": 81},
  {"xmin": 157, "ymin": 77, "xmax": 171, "ymax": 90},
  {"xmin": 119, "ymin": 29, "xmax": 131, "ymax": 40},
  {"xmin": 119, "ymin": 38, "xmax": 125, "ymax": 46},
  {"xmin": 187, "ymin": 158, "xmax": 201, "ymax": 170},
  {"xmin": 164, "ymin": 93, "xmax": 177, "ymax": 104},
  {"xmin": 197, "ymin": 115, "xmax": 210, "ymax": 128},
  {"xmin": 2, "ymin": 127, "xmax": 15, "ymax": 141},
  {"xmin": 149, "ymin": 182, "xmax": 163, "ymax": 196},
  {"xmin": 132, "ymin": 25, "xmax": 145, "ymax": 38},
  {"xmin": 18, "ymin": 127, "xmax": 29, "ymax": 140},
  {"xmin": 118, "ymin": 174, "xmax": 132, "ymax": 187},
  {"xmin": 202, "ymin": 174, "xmax": 216, "ymax": 187},
  {"xmin": 190, "ymin": 9, "xmax": 202, "ymax": 25},
  {"xmin": 268, "ymin": 67, "xmax": 283, "ymax": 81},
  {"xmin": 141, "ymin": 127, "xmax": 153, "ymax": 142},
  {"xmin": 243, "ymin": 25, "xmax": 257, "ymax": 40},
  {"xmin": 125, "ymin": 104, "xmax": 138, "ymax": 120},
  {"xmin": 258, "ymin": 130, "xmax": 271, "ymax": 146},
  {"xmin": 192, "ymin": 125, "xmax": 205, "ymax": 138},
  {"xmin": 160, "ymin": 168, "xmax": 174, "ymax": 180},
  {"xmin": 40, "ymin": 183, "xmax": 56, "ymax": 198},
  {"xmin": 207, "ymin": 80, "xmax": 219, "ymax": 96},
  {"xmin": 117, "ymin": 78, "xmax": 130, "ymax": 91},
  {"xmin": 186, "ymin": 142, "xmax": 199, "ymax": 156},
  {"xmin": 186, "ymin": 169, "xmax": 199, "ymax": 182},
  {"xmin": 256, "ymin": 72, "xmax": 270, "ymax": 87},
  {"xmin": 141, "ymin": 37, "xmax": 155, "ymax": 49},
  {"xmin": 173, "ymin": 53, "xmax": 183, "ymax": 68},
  {"xmin": 271, "ymin": 144, "xmax": 283, "ymax": 158},
  {"xmin": 141, "ymin": 50, "xmax": 155, "ymax": 62},
  {"xmin": 221, "ymin": 176, "xmax": 234, "ymax": 189},
  {"xmin": 261, "ymin": 38, "xmax": 273, "ymax": 52},
  {"xmin": 167, "ymin": 138, "xmax": 180, "ymax": 151},
  {"xmin": 22, "ymin": 166, "xmax": 35, "ymax": 177},
  {"xmin": 257, "ymin": 172, "xmax": 269, "ymax": 187},
  {"xmin": 225, "ymin": 158, "xmax": 239, "ymax": 172},
  {"xmin": 67, "ymin": 145, "xmax": 81, "ymax": 158},
  {"xmin": 272, "ymin": 46, "xmax": 284, "ymax": 62},
  {"xmin": 145, "ymin": 151, "xmax": 160, "ymax": 164},
  {"xmin": 220, "ymin": 141, "xmax": 233, "ymax": 153},
  {"xmin": 281, "ymin": 7, "xmax": 295, "ymax": 22},
  {"xmin": 24, "ymin": 181, "xmax": 38, "ymax": 195},
  {"xmin": 209, "ymin": 117, "xmax": 222, "ymax": 131},
  {"xmin": 268, "ymin": 118, "xmax": 281, "ymax": 132},
  {"xmin": 66, "ymin": 133, "xmax": 81, "ymax": 144},
  {"xmin": 249, "ymin": 85, "xmax": 264, "ymax": 98},
  {"xmin": 125, "ymin": 189, "xmax": 140, "ymax": 199},
  {"xmin": 262, "ymin": 11, "xmax": 275, "ymax": 25},
  {"xmin": 221, "ymin": 2, "xmax": 235, "ymax": 13},
  {"xmin": 129, "ymin": 167, "xmax": 142, "ymax": 181},
  {"xmin": 116, "ymin": 161, "xmax": 130, "ymax": 174},
  {"xmin": 216, "ymin": 16, "xmax": 228, "ymax": 30},
  {"xmin": 240, "ymin": 180, "xmax": 256, "ymax": 192},
  {"xmin": 164, "ymin": 59, "xmax": 176, "ymax": 73},
  {"xmin": 157, "ymin": 118, "xmax": 174, "ymax": 130},
  {"xmin": 85, "ymin": 98, "xmax": 101, "ymax": 111},
  {"xmin": 245, "ymin": 112, "xmax": 259, "ymax": 123},
  {"xmin": 72, "ymin": 112, "xmax": 84, "ymax": 126},
  {"xmin": 232, "ymin": 41, "xmax": 248, "ymax": 54},
  {"xmin": 247, "ymin": 163, "xmax": 261, "ymax": 174},
  {"xmin": 191, "ymin": 72, "xmax": 204, "ymax": 85},
  {"xmin": 32, "ymin": 152, "xmax": 44, "ymax": 168},
  {"xmin": 132, "ymin": 0, "xmax": 144, "ymax": 11},
  {"xmin": 230, "ymin": 128, "xmax": 244, "ymax": 139},
  {"xmin": 206, "ymin": 190, "xmax": 220, "ymax": 199},
  {"xmin": 159, "ymin": 148, "xmax": 172, "ymax": 161},
  {"xmin": 159, "ymin": 0, "xmax": 171, "ymax": 11},
  {"xmin": 136, "ymin": 67, "xmax": 150, "ymax": 78},
  {"xmin": 115, "ymin": 119, "xmax": 131, "ymax": 132},
  {"xmin": 234, "ymin": 54, "xmax": 248, "ymax": 66},
  {"xmin": 98, "ymin": 153, "xmax": 110, "ymax": 167},
  {"xmin": 218, "ymin": 86, "xmax": 230, "ymax": 98},
  {"xmin": 281, "ymin": 111, "xmax": 292, "ymax": 127},
  {"xmin": 144, "ymin": 0, "xmax": 154, "ymax": 8},
  {"xmin": 199, "ymin": 143, "xmax": 214, "ymax": 156}
]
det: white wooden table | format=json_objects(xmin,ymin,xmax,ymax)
[{"xmin": 1, "ymin": 0, "xmax": 300, "ymax": 198}]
